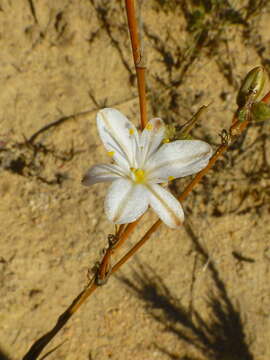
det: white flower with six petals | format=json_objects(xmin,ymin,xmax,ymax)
[{"xmin": 82, "ymin": 108, "xmax": 212, "ymax": 228}]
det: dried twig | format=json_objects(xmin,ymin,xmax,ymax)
[{"xmin": 125, "ymin": 0, "xmax": 147, "ymax": 129}]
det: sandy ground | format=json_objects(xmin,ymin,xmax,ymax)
[{"xmin": 1, "ymin": 1, "xmax": 270, "ymax": 359}]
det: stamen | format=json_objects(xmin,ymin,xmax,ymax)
[
  {"xmin": 146, "ymin": 123, "xmax": 153, "ymax": 131},
  {"xmin": 130, "ymin": 168, "xmax": 146, "ymax": 183},
  {"xmin": 129, "ymin": 128, "xmax": 135, "ymax": 135},
  {"xmin": 134, "ymin": 168, "xmax": 145, "ymax": 183},
  {"xmin": 163, "ymin": 138, "xmax": 170, "ymax": 143},
  {"xmin": 168, "ymin": 176, "xmax": 175, "ymax": 181},
  {"xmin": 108, "ymin": 151, "xmax": 115, "ymax": 157}
]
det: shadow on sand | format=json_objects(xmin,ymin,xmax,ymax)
[
  {"xmin": 0, "ymin": 348, "xmax": 11, "ymax": 360},
  {"xmin": 119, "ymin": 222, "xmax": 253, "ymax": 360}
]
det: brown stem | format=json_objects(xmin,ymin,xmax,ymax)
[
  {"xmin": 97, "ymin": 218, "xmax": 141, "ymax": 283},
  {"xmin": 262, "ymin": 90, "xmax": 270, "ymax": 104},
  {"xmin": 125, "ymin": 0, "xmax": 147, "ymax": 129}
]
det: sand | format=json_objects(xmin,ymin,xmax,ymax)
[{"xmin": 1, "ymin": 1, "xmax": 270, "ymax": 359}]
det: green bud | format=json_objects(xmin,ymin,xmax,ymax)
[
  {"xmin": 251, "ymin": 101, "xmax": 270, "ymax": 122},
  {"xmin": 163, "ymin": 124, "xmax": 177, "ymax": 143},
  {"xmin": 177, "ymin": 105, "xmax": 208, "ymax": 139},
  {"xmin": 164, "ymin": 105, "xmax": 207, "ymax": 141},
  {"xmin": 163, "ymin": 124, "xmax": 195, "ymax": 142},
  {"xmin": 237, "ymin": 66, "xmax": 266, "ymax": 107},
  {"xmin": 177, "ymin": 133, "xmax": 194, "ymax": 140}
]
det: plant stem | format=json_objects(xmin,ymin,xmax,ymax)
[{"xmin": 125, "ymin": 0, "xmax": 147, "ymax": 129}]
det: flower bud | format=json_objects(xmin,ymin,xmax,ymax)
[
  {"xmin": 237, "ymin": 66, "xmax": 266, "ymax": 107},
  {"xmin": 163, "ymin": 124, "xmax": 176, "ymax": 143}
]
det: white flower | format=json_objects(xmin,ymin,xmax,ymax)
[{"xmin": 82, "ymin": 108, "xmax": 212, "ymax": 228}]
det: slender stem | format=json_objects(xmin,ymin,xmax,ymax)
[
  {"xmin": 125, "ymin": 0, "xmax": 147, "ymax": 129},
  {"xmin": 97, "ymin": 218, "xmax": 141, "ymax": 283},
  {"xmin": 22, "ymin": 278, "xmax": 98, "ymax": 360},
  {"xmin": 112, "ymin": 220, "xmax": 162, "ymax": 273},
  {"xmin": 262, "ymin": 91, "xmax": 270, "ymax": 104}
]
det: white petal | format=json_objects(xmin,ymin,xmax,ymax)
[
  {"xmin": 139, "ymin": 118, "xmax": 165, "ymax": 166},
  {"xmin": 82, "ymin": 164, "xmax": 125, "ymax": 186},
  {"xmin": 146, "ymin": 140, "xmax": 212, "ymax": 182},
  {"xmin": 97, "ymin": 108, "xmax": 139, "ymax": 170},
  {"xmin": 105, "ymin": 178, "xmax": 149, "ymax": 224},
  {"xmin": 147, "ymin": 184, "xmax": 184, "ymax": 228}
]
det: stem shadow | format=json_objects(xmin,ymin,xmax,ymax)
[
  {"xmin": 118, "ymin": 223, "xmax": 253, "ymax": 360},
  {"xmin": 0, "ymin": 347, "xmax": 11, "ymax": 360}
]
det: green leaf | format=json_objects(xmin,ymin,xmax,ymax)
[{"xmin": 251, "ymin": 102, "xmax": 270, "ymax": 122}]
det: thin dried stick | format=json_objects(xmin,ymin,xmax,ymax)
[
  {"xmin": 125, "ymin": 0, "xmax": 147, "ymax": 129},
  {"xmin": 96, "ymin": 217, "xmax": 141, "ymax": 283},
  {"xmin": 262, "ymin": 91, "xmax": 270, "ymax": 103}
]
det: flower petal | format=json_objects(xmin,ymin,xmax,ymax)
[
  {"xmin": 147, "ymin": 184, "xmax": 184, "ymax": 228},
  {"xmin": 139, "ymin": 118, "xmax": 165, "ymax": 166},
  {"xmin": 97, "ymin": 108, "xmax": 139, "ymax": 170},
  {"xmin": 105, "ymin": 178, "xmax": 149, "ymax": 224},
  {"xmin": 82, "ymin": 164, "xmax": 125, "ymax": 186},
  {"xmin": 146, "ymin": 140, "xmax": 212, "ymax": 182}
]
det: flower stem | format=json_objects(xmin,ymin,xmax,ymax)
[
  {"xmin": 125, "ymin": 0, "xmax": 147, "ymax": 129},
  {"xmin": 262, "ymin": 90, "xmax": 270, "ymax": 104}
]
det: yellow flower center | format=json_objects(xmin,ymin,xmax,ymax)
[{"xmin": 130, "ymin": 168, "xmax": 146, "ymax": 184}]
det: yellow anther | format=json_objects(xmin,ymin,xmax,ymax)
[
  {"xmin": 163, "ymin": 138, "xmax": 170, "ymax": 143},
  {"xmin": 146, "ymin": 123, "xmax": 153, "ymax": 131},
  {"xmin": 130, "ymin": 167, "xmax": 147, "ymax": 183},
  {"xmin": 168, "ymin": 176, "xmax": 175, "ymax": 181},
  {"xmin": 107, "ymin": 151, "xmax": 115, "ymax": 157},
  {"xmin": 134, "ymin": 168, "xmax": 145, "ymax": 183},
  {"xmin": 129, "ymin": 128, "xmax": 135, "ymax": 135}
]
